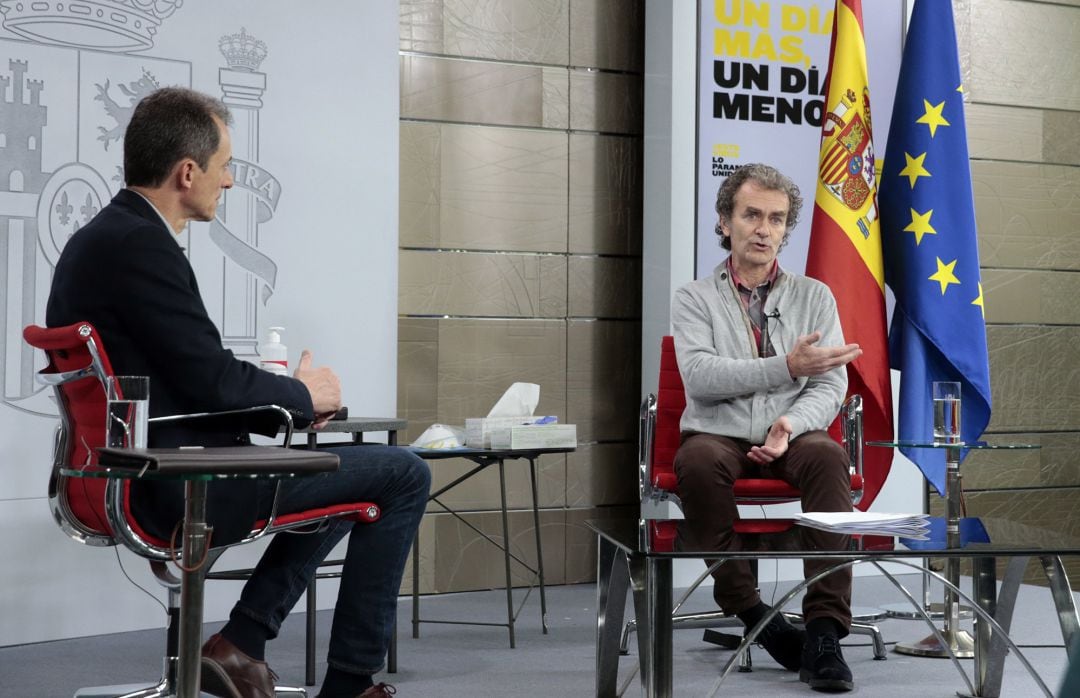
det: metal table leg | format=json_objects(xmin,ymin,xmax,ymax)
[
  {"xmin": 387, "ymin": 619, "xmax": 397, "ymax": 674},
  {"xmin": 963, "ymin": 556, "xmax": 1025, "ymax": 698},
  {"xmin": 497, "ymin": 458, "xmax": 516, "ymax": 648},
  {"xmin": 528, "ymin": 456, "xmax": 548, "ymax": 633},
  {"xmin": 972, "ymin": 556, "xmax": 998, "ymax": 696},
  {"xmin": 596, "ymin": 535, "xmax": 630, "ymax": 698},
  {"xmin": 629, "ymin": 554, "xmax": 673, "ymax": 698},
  {"xmin": 306, "ymin": 579, "xmax": 317, "ymax": 685},
  {"xmin": 411, "ymin": 532, "xmax": 421, "ymax": 639},
  {"xmin": 1042, "ymin": 555, "xmax": 1080, "ymax": 650},
  {"xmin": 177, "ymin": 479, "xmax": 210, "ymax": 698}
]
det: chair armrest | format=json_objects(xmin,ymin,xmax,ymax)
[
  {"xmin": 143, "ymin": 406, "xmax": 297, "ymax": 551},
  {"xmin": 97, "ymin": 445, "xmax": 337, "ymax": 475},
  {"xmin": 841, "ymin": 394, "xmax": 864, "ymax": 507},
  {"xmin": 638, "ymin": 393, "xmax": 657, "ymax": 501},
  {"xmin": 641, "ymin": 489, "xmax": 684, "ymax": 521},
  {"xmin": 637, "ymin": 394, "xmax": 683, "ymax": 520},
  {"xmin": 149, "ymin": 404, "xmax": 295, "ymax": 444},
  {"xmin": 35, "ymin": 364, "xmax": 97, "ymax": 386}
]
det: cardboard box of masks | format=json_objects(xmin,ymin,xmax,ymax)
[
  {"xmin": 489, "ymin": 423, "xmax": 577, "ymax": 450},
  {"xmin": 465, "ymin": 416, "xmax": 544, "ymax": 448},
  {"xmin": 466, "ymin": 416, "xmax": 575, "ymax": 449}
]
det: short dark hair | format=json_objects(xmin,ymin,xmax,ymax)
[
  {"xmin": 714, "ymin": 163, "xmax": 803, "ymax": 251},
  {"xmin": 123, "ymin": 87, "xmax": 233, "ymax": 187}
]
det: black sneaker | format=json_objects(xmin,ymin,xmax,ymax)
[
  {"xmin": 800, "ymin": 633, "xmax": 854, "ymax": 692},
  {"xmin": 751, "ymin": 613, "xmax": 806, "ymax": 672}
]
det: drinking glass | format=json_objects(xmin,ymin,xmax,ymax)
[
  {"xmin": 932, "ymin": 381, "xmax": 961, "ymax": 444},
  {"xmin": 106, "ymin": 376, "xmax": 149, "ymax": 449}
]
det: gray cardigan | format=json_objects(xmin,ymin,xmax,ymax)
[{"xmin": 671, "ymin": 262, "xmax": 848, "ymax": 444}]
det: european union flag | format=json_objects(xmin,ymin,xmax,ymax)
[{"xmin": 879, "ymin": 0, "xmax": 992, "ymax": 496}]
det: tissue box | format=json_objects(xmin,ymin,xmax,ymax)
[
  {"xmin": 465, "ymin": 416, "xmax": 555, "ymax": 448},
  {"xmin": 490, "ymin": 424, "xmax": 577, "ymax": 450}
]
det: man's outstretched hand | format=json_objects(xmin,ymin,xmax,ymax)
[
  {"xmin": 786, "ymin": 331, "xmax": 861, "ymax": 378},
  {"xmin": 294, "ymin": 349, "xmax": 342, "ymax": 429},
  {"xmin": 748, "ymin": 416, "xmax": 793, "ymax": 464}
]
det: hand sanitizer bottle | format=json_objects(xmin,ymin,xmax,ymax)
[{"xmin": 259, "ymin": 326, "xmax": 288, "ymax": 376}]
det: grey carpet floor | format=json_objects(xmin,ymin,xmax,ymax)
[{"xmin": 0, "ymin": 573, "xmax": 1074, "ymax": 697}]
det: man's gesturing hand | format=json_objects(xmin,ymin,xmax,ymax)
[
  {"xmin": 748, "ymin": 416, "xmax": 793, "ymax": 465},
  {"xmin": 785, "ymin": 331, "xmax": 862, "ymax": 378},
  {"xmin": 294, "ymin": 350, "xmax": 342, "ymax": 428}
]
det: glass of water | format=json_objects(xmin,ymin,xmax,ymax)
[
  {"xmin": 932, "ymin": 381, "xmax": 961, "ymax": 444},
  {"xmin": 106, "ymin": 376, "xmax": 149, "ymax": 449}
]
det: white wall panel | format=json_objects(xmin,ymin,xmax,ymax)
[{"xmin": 0, "ymin": 0, "xmax": 398, "ymax": 645}]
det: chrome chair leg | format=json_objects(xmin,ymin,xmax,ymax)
[
  {"xmin": 620, "ymin": 605, "xmax": 749, "ymax": 654},
  {"xmin": 273, "ymin": 686, "xmax": 308, "ymax": 696},
  {"xmin": 621, "ymin": 611, "xmax": 755, "ymax": 668},
  {"xmin": 73, "ymin": 659, "xmax": 172, "ymax": 698},
  {"xmin": 73, "ymin": 566, "xmax": 182, "ymax": 698},
  {"xmin": 618, "ymin": 617, "xmax": 637, "ymax": 654},
  {"xmin": 623, "ymin": 606, "xmax": 888, "ymax": 664},
  {"xmin": 850, "ymin": 620, "xmax": 888, "ymax": 660},
  {"xmin": 73, "ymin": 685, "xmax": 170, "ymax": 698}
]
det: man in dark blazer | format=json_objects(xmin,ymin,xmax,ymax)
[{"xmin": 47, "ymin": 87, "xmax": 426, "ymax": 698}]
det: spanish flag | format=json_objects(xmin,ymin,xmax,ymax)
[{"xmin": 806, "ymin": 0, "xmax": 893, "ymax": 510}]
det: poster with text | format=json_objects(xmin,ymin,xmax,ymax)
[{"xmin": 696, "ymin": 0, "xmax": 905, "ymax": 279}]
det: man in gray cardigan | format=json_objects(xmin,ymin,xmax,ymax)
[{"xmin": 671, "ymin": 163, "xmax": 862, "ymax": 693}]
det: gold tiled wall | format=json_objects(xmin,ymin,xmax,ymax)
[
  {"xmin": 927, "ymin": 0, "xmax": 1080, "ymax": 587},
  {"xmin": 398, "ymin": 0, "xmax": 644, "ymax": 595}
]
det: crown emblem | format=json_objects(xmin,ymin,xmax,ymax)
[
  {"xmin": 0, "ymin": 0, "xmax": 183, "ymax": 52},
  {"xmin": 219, "ymin": 28, "xmax": 267, "ymax": 72}
]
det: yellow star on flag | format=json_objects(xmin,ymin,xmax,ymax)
[
  {"xmin": 899, "ymin": 152, "xmax": 931, "ymax": 188},
  {"xmin": 916, "ymin": 99, "xmax": 950, "ymax": 137},
  {"xmin": 929, "ymin": 257, "xmax": 960, "ymax": 295},
  {"xmin": 904, "ymin": 208, "xmax": 937, "ymax": 245},
  {"xmin": 972, "ymin": 282, "xmax": 985, "ymax": 318}
]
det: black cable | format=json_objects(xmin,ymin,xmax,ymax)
[
  {"xmin": 112, "ymin": 543, "xmax": 168, "ymax": 613},
  {"xmin": 75, "ymin": 434, "xmax": 168, "ymax": 614}
]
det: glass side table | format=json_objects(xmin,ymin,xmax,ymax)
[
  {"xmin": 866, "ymin": 440, "xmax": 1039, "ymax": 659},
  {"xmin": 63, "ymin": 449, "xmax": 334, "ymax": 698}
]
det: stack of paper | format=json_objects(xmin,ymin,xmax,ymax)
[{"xmin": 794, "ymin": 512, "xmax": 931, "ymax": 539}]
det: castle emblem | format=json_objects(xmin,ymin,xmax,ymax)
[
  {"xmin": 818, "ymin": 86, "xmax": 878, "ymax": 240},
  {"xmin": 0, "ymin": 13, "xmax": 283, "ymax": 415}
]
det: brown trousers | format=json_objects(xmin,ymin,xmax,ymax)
[{"xmin": 674, "ymin": 430, "xmax": 853, "ymax": 631}]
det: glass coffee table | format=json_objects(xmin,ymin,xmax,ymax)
[{"xmin": 590, "ymin": 513, "xmax": 1080, "ymax": 698}]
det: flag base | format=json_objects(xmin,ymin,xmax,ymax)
[
  {"xmin": 882, "ymin": 601, "xmax": 974, "ymax": 621},
  {"xmin": 894, "ymin": 627, "xmax": 975, "ymax": 658}
]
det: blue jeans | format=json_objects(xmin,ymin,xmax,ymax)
[{"xmin": 232, "ymin": 444, "xmax": 430, "ymax": 674}]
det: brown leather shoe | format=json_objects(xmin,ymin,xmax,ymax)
[
  {"xmin": 201, "ymin": 633, "xmax": 277, "ymax": 698},
  {"xmin": 357, "ymin": 685, "xmax": 396, "ymax": 697}
]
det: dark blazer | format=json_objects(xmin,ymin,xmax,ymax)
[{"xmin": 47, "ymin": 188, "xmax": 315, "ymax": 541}]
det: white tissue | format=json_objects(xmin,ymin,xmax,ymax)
[
  {"xmin": 410, "ymin": 423, "xmax": 466, "ymax": 449},
  {"xmin": 486, "ymin": 382, "xmax": 539, "ymax": 418}
]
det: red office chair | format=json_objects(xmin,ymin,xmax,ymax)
[
  {"xmin": 625, "ymin": 335, "xmax": 886, "ymax": 662},
  {"xmin": 25, "ymin": 322, "xmax": 383, "ymax": 698}
]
